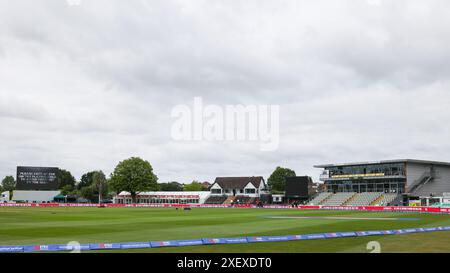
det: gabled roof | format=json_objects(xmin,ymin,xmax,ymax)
[{"xmin": 213, "ymin": 177, "xmax": 264, "ymax": 189}]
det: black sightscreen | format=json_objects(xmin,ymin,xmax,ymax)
[
  {"xmin": 16, "ymin": 166, "xmax": 59, "ymax": 190},
  {"xmin": 285, "ymin": 176, "xmax": 310, "ymax": 198}
]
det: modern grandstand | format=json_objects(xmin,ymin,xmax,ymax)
[
  {"xmin": 314, "ymin": 159, "xmax": 450, "ymax": 207},
  {"xmin": 2, "ymin": 159, "xmax": 450, "ymax": 253}
]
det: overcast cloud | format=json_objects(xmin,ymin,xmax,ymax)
[{"xmin": 1, "ymin": 0, "xmax": 450, "ymax": 183}]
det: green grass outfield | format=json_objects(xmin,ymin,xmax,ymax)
[{"xmin": 1, "ymin": 207, "xmax": 450, "ymax": 253}]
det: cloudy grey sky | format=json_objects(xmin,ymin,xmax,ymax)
[{"xmin": 1, "ymin": 0, "xmax": 450, "ymax": 183}]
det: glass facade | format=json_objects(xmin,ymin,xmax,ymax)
[
  {"xmin": 325, "ymin": 179, "xmax": 405, "ymax": 193},
  {"xmin": 327, "ymin": 163, "xmax": 405, "ymax": 177},
  {"xmin": 323, "ymin": 163, "xmax": 406, "ymax": 193}
]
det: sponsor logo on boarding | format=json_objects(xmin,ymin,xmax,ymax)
[
  {"xmin": 208, "ymin": 238, "xmax": 222, "ymax": 244},
  {"xmin": 366, "ymin": 231, "xmax": 383, "ymax": 235},
  {"xmin": 424, "ymin": 228, "xmax": 438, "ymax": 232},
  {"xmin": 404, "ymin": 228, "xmax": 419, "ymax": 233},
  {"xmin": 150, "ymin": 241, "xmax": 178, "ymax": 247},
  {"xmin": 268, "ymin": 236, "xmax": 290, "ymax": 241},
  {"xmin": 99, "ymin": 243, "xmax": 114, "ymax": 249},
  {"xmin": 225, "ymin": 238, "xmax": 247, "ymax": 243},
  {"xmin": 304, "ymin": 234, "xmax": 326, "ymax": 239},
  {"xmin": 56, "ymin": 245, "xmax": 72, "ymax": 250},
  {"xmin": 58, "ymin": 244, "xmax": 88, "ymax": 251},
  {"xmin": 121, "ymin": 242, "xmax": 150, "ymax": 249},
  {"xmin": 89, "ymin": 243, "xmax": 121, "ymax": 249},
  {"xmin": 0, "ymin": 246, "xmax": 23, "ymax": 252},
  {"xmin": 34, "ymin": 245, "xmax": 50, "ymax": 251},
  {"xmin": 340, "ymin": 232, "xmax": 357, "ymax": 237},
  {"xmin": 326, "ymin": 233, "xmax": 339, "ymax": 238},
  {"xmin": 178, "ymin": 240, "xmax": 203, "ymax": 246},
  {"xmin": 201, "ymin": 238, "xmax": 225, "ymax": 244}
]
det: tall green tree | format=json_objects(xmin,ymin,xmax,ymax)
[
  {"xmin": 267, "ymin": 166, "xmax": 296, "ymax": 192},
  {"xmin": 57, "ymin": 169, "xmax": 76, "ymax": 189},
  {"xmin": 183, "ymin": 181, "xmax": 204, "ymax": 191},
  {"xmin": 60, "ymin": 184, "xmax": 77, "ymax": 196},
  {"xmin": 109, "ymin": 157, "xmax": 158, "ymax": 203},
  {"xmin": 80, "ymin": 186, "xmax": 96, "ymax": 202},
  {"xmin": 78, "ymin": 171, "xmax": 96, "ymax": 190},
  {"xmin": 77, "ymin": 170, "xmax": 109, "ymax": 201},
  {"xmin": 159, "ymin": 181, "xmax": 183, "ymax": 191},
  {"xmin": 1, "ymin": 176, "xmax": 16, "ymax": 200},
  {"xmin": 93, "ymin": 171, "xmax": 107, "ymax": 202}
]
